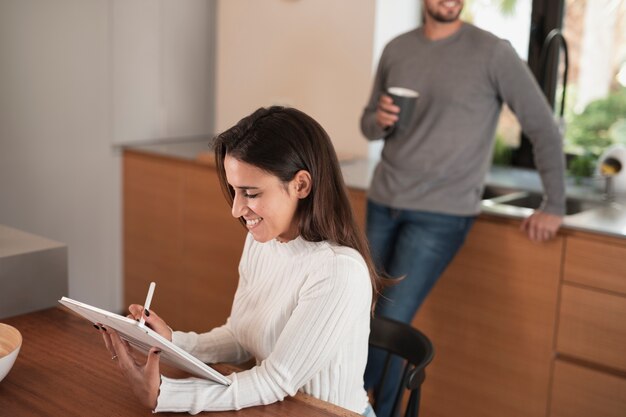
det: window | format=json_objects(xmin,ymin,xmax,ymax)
[
  {"xmin": 560, "ymin": 0, "xmax": 626, "ymax": 178},
  {"xmin": 474, "ymin": 0, "xmax": 626, "ymax": 177}
]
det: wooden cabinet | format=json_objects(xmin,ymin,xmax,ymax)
[
  {"xmin": 556, "ymin": 283, "xmax": 626, "ymax": 372},
  {"xmin": 549, "ymin": 360, "xmax": 626, "ymax": 417},
  {"xmin": 549, "ymin": 233, "xmax": 626, "ymax": 417},
  {"xmin": 124, "ymin": 150, "xmax": 246, "ymax": 331},
  {"xmin": 415, "ymin": 217, "xmax": 562, "ymax": 417},
  {"xmin": 347, "ymin": 188, "xmax": 367, "ymax": 231},
  {"xmin": 349, "ymin": 191, "xmax": 563, "ymax": 417},
  {"xmin": 563, "ymin": 235, "xmax": 626, "ymax": 295},
  {"xmin": 349, "ymin": 190, "xmax": 626, "ymax": 417}
]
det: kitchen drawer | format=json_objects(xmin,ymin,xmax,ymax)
[
  {"xmin": 564, "ymin": 236, "xmax": 626, "ymax": 295},
  {"xmin": 549, "ymin": 360, "xmax": 626, "ymax": 417},
  {"xmin": 557, "ymin": 284, "xmax": 626, "ymax": 372}
]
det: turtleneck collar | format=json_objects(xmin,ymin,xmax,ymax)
[{"xmin": 268, "ymin": 235, "xmax": 323, "ymax": 257}]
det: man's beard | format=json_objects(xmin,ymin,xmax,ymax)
[{"xmin": 425, "ymin": 1, "xmax": 463, "ymax": 23}]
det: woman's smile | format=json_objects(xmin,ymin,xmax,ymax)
[
  {"xmin": 224, "ymin": 155, "xmax": 301, "ymax": 243},
  {"xmin": 245, "ymin": 217, "xmax": 263, "ymax": 228}
]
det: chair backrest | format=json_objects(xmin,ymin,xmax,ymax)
[{"xmin": 369, "ymin": 316, "xmax": 434, "ymax": 417}]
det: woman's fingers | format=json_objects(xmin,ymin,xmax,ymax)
[
  {"xmin": 128, "ymin": 304, "xmax": 143, "ymax": 321},
  {"xmin": 125, "ymin": 349, "xmax": 161, "ymax": 410},
  {"xmin": 97, "ymin": 322, "xmax": 162, "ymax": 410},
  {"xmin": 145, "ymin": 347, "xmax": 162, "ymax": 376},
  {"xmin": 108, "ymin": 329, "xmax": 138, "ymax": 371},
  {"xmin": 133, "ymin": 307, "xmax": 173, "ymax": 341},
  {"xmin": 113, "ymin": 332, "xmax": 161, "ymax": 409},
  {"xmin": 97, "ymin": 324, "xmax": 118, "ymax": 359}
]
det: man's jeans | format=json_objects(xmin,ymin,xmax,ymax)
[{"xmin": 364, "ymin": 199, "xmax": 475, "ymax": 417}]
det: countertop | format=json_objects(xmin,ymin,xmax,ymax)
[
  {"xmin": 0, "ymin": 224, "xmax": 66, "ymax": 258},
  {"xmin": 122, "ymin": 138, "xmax": 626, "ymax": 239},
  {"xmin": 341, "ymin": 157, "xmax": 626, "ymax": 239}
]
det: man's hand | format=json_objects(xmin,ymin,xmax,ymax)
[
  {"xmin": 520, "ymin": 210, "xmax": 563, "ymax": 242},
  {"xmin": 376, "ymin": 94, "xmax": 400, "ymax": 130}
]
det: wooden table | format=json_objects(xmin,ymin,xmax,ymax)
[{"xmin": 0, "ymin": 308, "xmax": 359, "ymax": 416}]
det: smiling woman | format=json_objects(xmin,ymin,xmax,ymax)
[{"xmin": 101, "ymin": 106, "xmax": 385, "ymax": 416}]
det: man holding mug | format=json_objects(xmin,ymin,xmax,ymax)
[{"xmin": 360, "ymin": 1, "xmax": 565, "ymax": 416}]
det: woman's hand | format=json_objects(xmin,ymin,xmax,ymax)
[
  {"xmin": 100, "ymin": 327, "xmax": 162, "ymax": 410},
  {"xmin": 128, "ymin": 304, "xmax": 173, "ymax": 341}
]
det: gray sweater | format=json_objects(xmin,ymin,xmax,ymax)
[{"xmin": 360, "ymin": 23, "xmax": 565, "ymax": 216}]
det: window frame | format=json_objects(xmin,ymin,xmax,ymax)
[{"xmin": 511, "ymin": 0, "xmax": 566, "ymax": 168}]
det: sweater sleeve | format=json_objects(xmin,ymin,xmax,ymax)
[
  {"xmin": 155, "ymin": 254, "xmax": 371, "ymax": 414},
  {"xmin": 360, "ymin": 45, "xmax": 391, "ymax": 141},
  {"xmin": 489, "ymin": 40, "xmax": 566, "ymax": 215},
  {"xmin": 171, "ymin": 319, "xmax": 251, "ymax": 365}
]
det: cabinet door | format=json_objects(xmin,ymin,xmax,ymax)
[
  {"xmin": 413, "ymin": 217, "xmax": 563, "ymax": 417},
  {"xmin": 124, "ymin": 152, "xmax": 184, "ymax": 319},
  {"xmin": 550, "ymin": 360, "xmax": 626, "ymax": 417},
  {"xmin": 564, "ymin": 235, "xmax": 626, "ymax": 295},
  {"xmin": 557, "ymin": 284, "xmax": 626, "ymax": 372}
]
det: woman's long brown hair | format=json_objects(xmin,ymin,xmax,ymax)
[{"xmin": 213, "ymin": 106, "xmax": 383, "ymax": 310}]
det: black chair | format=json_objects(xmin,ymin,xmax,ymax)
[{"xmin": 369, "ymin": 316, "xmax": 434, "ymax": 417}]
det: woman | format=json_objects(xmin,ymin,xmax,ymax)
[{"xmin": 100, "ymin": 106, "xmax": 381, "ymax": 416}]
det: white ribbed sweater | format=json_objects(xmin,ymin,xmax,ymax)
[{"xmin": 155, "ymin": 233, "xmax": 372, "ymax": 414}]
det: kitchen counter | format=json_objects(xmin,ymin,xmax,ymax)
[
  {"xmin": 122, "ymin": 138, "xmax": 626, "ymax": 239},
  {"xmin": 341, "ymin": 157, "xmax": 626, "ymax": 238},
  {"xmin": 117, "ymin": 135, "xmax": 213, "ymax": 161},
  {"xmin": 0, "ymin": 225, "xmax": 68, "ymax": 318}
]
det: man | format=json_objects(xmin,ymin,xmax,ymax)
[{"xmin": 360, "ymin": 1, "xmax": 565, "ymax": 415}]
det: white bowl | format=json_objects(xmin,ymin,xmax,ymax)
[{"xmin": 0, "ymin": 323, "xmax": 22, "ymax": 383}]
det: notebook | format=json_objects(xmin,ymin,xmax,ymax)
[{"xmin": 58, "ymin": 296, "xmax": 231, "ymax": 385}]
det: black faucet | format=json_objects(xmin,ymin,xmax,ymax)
[{"xmin": 539, "ymin": 29, "xmax": 569, "ymax": 134}]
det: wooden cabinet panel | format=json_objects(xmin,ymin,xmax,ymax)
[
  {"xmin": 181, "ymin": 163, "xmax": 246, "ymax": 332},
  {"xmin": 550, "ymin": 360, "xmax": 626, "ymax": 417},
  {"xmin": 347, "ymin": 188, "xmax": 366, "ymax": 232},
  {"xmin": 556, "ymin": 284, "xmax": 626, "ymax": 372},
  {"xmin": 413, "ymin": 217, "xmax": 563, "ymax": 417},
  {"xmin": 124, "ymin": 151, "xmax": 245, "ymax": 332},
  {"xmin": 563, "ymin": 235, "xmax": 626, "ymax": 296},
  {"xmin": 124, "ymin": 152, "xmax": 184, "ymax": 318}
]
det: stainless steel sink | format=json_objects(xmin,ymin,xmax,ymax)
[
  {"xmin": 483, "ymin": 189, "xmax": 605, "ymax": 216},
  {"xmin": 481, "ymin": 185, "xmax": 518, "ymax": 200}
]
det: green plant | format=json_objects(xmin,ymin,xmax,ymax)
[
  {"xmin": 568, "ymin": 152, "xmax": 597, "ymax": 183},
  {"xmin": 492, "ymin": 133, "xmax": 513, "ymax": 166},
  {"xmin": 566, "ymin": 87, "xmax": 626, "ymax": 156}
]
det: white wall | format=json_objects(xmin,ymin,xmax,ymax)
[
  {"xmin": 0, "ymin": 0, "xmax": 121, "ymax": 310},
  {"xmin": 215, "ymin": 0, "xmax": 376, "ymax": 159},
  {"xmin": 112, "ymin": 0, "xmax": 216, "ymax": 144},
  {"xmin": 0, "ymin": 0, "xmax": 383, "ymax": 311},
  {"xmin": 368, "ymin": 0, "xmax": 421, "ymax": 159},
  {"xmin": 0, "ymin": 0, "xmax": 216, "ymax": 312}
]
